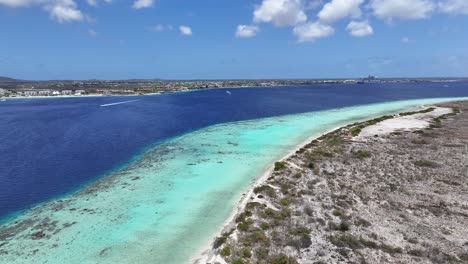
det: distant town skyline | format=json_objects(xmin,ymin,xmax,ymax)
[{"xmin": 1, "ymin": 0, "xmax": 468, "ymax": 80}]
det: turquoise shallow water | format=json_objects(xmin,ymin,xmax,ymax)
[{"xmin": 1, "ymin": 97, "xmax": 467, "ymax": 264}]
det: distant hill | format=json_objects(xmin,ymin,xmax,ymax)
[{"xmin": 0, "ymin": 76, "xmax": 19, "ymax": 82}]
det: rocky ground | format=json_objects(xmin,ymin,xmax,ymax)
[{"xmin": 207, "ymin": 101, "xmax": 468, "ymax": 264}]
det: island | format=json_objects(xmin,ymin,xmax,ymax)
[{"xmin": 199, "ymin": 101, "xmax": 468, "ymax": 264}]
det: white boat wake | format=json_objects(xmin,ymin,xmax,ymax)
[{"xmin": 100, "ymin": 100, "xmax": 139, "ymax": 107}]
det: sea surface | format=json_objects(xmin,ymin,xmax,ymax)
[{"xmin": 0, "ymin": 83, "xmax": 468, "ymax": 263}]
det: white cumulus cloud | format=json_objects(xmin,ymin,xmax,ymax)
[
  {"xmin": 318, "ymin": 0, "xmax": 364, "ymax": 24},
  {"xmin": 132, "ymin": 0, "xmax": 153, "ymax": 9},
  {"xmin": 179, "ymin": 25, "xmax": 192, "ymax": 36},
  {"xmin": 235, "ymin": 24, "xmax": 260, "ymax": 38},
  {"xmin": 293, "ymin": 21, "xmax": 334, "ymax": 42},
  {"xmin": 0, "ymin": 0, "xmax": 85, "ymax": 22},
  {"xmin": 253, "ymin": 0, "xmax": 307, "ymax": 27},
  {"xmin": 370, "ymin": 0, "xmax": 435, "ymax": 21},
  {"xmin": 438, "ymin": 0, "xmax": 468, "ymax": 15},
  {"xmin": 346, "ymin": 20, "xmax": 373, "ymax": 37}
]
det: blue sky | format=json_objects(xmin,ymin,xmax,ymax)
[{"xmin": 1, "ymin": 0, "xmax": 468, "ymax": 80}]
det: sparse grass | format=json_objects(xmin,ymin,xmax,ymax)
[
  {"xmin": 414, "ymin": 160, "xmax": 436, "ymax": 167},
  {"xmin": 380, "ymin": 243, "xmax": 403, "ymax": 255},
  {"xmin": 332, "ymin": 209, "xmax": 343, "ymax": 217},
  {"xmin": 329, "ymin": 234, "xmax": 362, "ymax": 249},
  {"xmin": 280, "ymin": 198, "xmax": 291, "ymax": 206},
  {"xmin": 269, "ymin": 255, "xmax": 299, "ymax": 264},
  {"xmin": 350, "ymin": 127, "xmax": 362, "ymax": 137},
  {"xmin": 354, "ymin": 150, "xmax": 371, "ymax": 159},
  {"xmin": 329, "ymin": 234, "xmax": 402, "ymax": 255},
  {"xmin": 411, "ymin": 139, "xmax": 429, "ymax": 144},
  {"xmin": 253, "ymin": 185, "xmax": 276, "ymax": 197},
  {"xmin": 400, "ymin": 107, "xmax": 435, "ymax": 116}
]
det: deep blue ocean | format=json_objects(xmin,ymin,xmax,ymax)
[{"xmin": 1, "ymin": 82, "xmax": 467, "ymax": 219}]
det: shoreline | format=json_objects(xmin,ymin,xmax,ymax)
[
  {"xmin": 192, "ymin": 100, "xmax": 468, "ymax": 264},
  {"xmin": 191, "ymin": 103, "xmax": 439, "ymax": 263},
  {"xmin": 2, "ymin": 97, "xmax": 468, "ymax": 264},
  {"xmin": 203, "ymin": 100, "xmax": 468, "ymax": 263},
  {"xmin": 192, "ymin": 124, "xmax": 347, "ymax": 264}
]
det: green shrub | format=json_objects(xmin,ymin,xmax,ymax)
[
  {"xmin": 329, "ymin": 234, "xmax": 362, "ymax": 249},
  {"xmin": 350, "ymin": 127, "xmax": 362, "ymax": 137},
  {"xmin": 380, "ymin": 244, "xmax": 402, "ymax": 255},
  {"xmin": 274, "ymin": 162, "xmax": 286, "ymax": 171},
  {"xmin": 354, "ymin": 150, "xmax": 370, "ymax": 159},
  {"xmin": 332, "ymin": 209, "xmax": 343, "ymax": 217},
  {"xmin": 231, "ymin": 259, "xmax": 244, "ymax": 264},
  {"xmin": 237, "ymin": 222, "xmax": 250, "ymax": 232},
  {"xmin": 359, "ymin": 237, "xmax": 378, "ymax": 248},
  {"xmin": 253, "ymin": 185, "xmax": 276, "ymax": 197},
  {"xmin": 280, "ymin": 198, "xmax": 292, "ymax": 206},
  {"xmin": 338, "ymin": 221, "xmax": 350, "ymax": 231},
  {"xmin": 220, "ymin": 246, "xmax": 231, "ymax": 257},
  {"xmin": 241, "ymin": 248, "xmax": 251, "ymax": 258},
  {"xmin": 213, "ymin": 236, "xmax": 227, "ymax": 249},
  {"xmin": 260, "ymin": 222, "xmax": 270, "ymax": 230},
  {"xmin": 414, "ymin": 160, "xmax": 436, "ymax": 167}
]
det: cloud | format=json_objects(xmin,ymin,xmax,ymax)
[
  {"xmin": 88, "ymin": 29, "xmax": 97, "ymax": 36},
  {"xmin": 132, "ymin": 0, "xmax": 153, "ymax": 9},
  {"xmin": 293, "ymin": 22, "xmax": 334, "ymax": 42},
  {"xmin": 235, "ymin": 24, "xmax": 260, "ymax": 38},
  {"xmin": 401, "ymin": 37, "xmax": 415, "ymax": 43},
  {"xmin": 49, "ymin": 4, "xmax": 83, "ymax": 22},
  {"xmin": 0, "ymin": 0, "xmax": 84, "ymax": 22},
  {"xmin": 179, "ymin": 25, "xmax": 192, "ymax": 36},
  {"xmin": 86, "ymin": 0, "xmax": 112, "ymax": 7},
  {"xmin": 438, "ymin": 0, "xmax": 468, "ymax": 15},
  {"xmin": 253, "ymin": 0, "xmax": 307, "ymax": 27},
  {"xmin": 317, "ymin": 0, "xmax": 364, "ymax": 24},
  {"xmin": 370, "ymin": 0, "xmax": 435, "ymax": 21},
  {"xmin": 149, "ymin": 24, "xmax": 173, "ymax": 32},
  {"xmin": 346, "ymin": 20, "xmax": 373, "ymax": 37}
]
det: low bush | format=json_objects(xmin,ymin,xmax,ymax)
[
  {"xmin": 269, "ymin": 255, "xmax": 299, "ymax": 264},
  {"xmin": 241, "ymin": 248, "xmax": 251, "ymax": 258},
  {"xmin": 414, "ymin": 160, "xmax": 436, "ymax": 167},
  {"xmin": 220, "ymin": 246, "xmax": 231, "ymax": 257},
  {"xmin": 253, "ymin": 185, "xmax": 276, "ymax": 197},
  {"xmin": 274, "ymin": 162, "xmax": 286, "ymax": 171},
  {"xmin": 332, "ymin": 209, "xmax": 343, "ymax": 217},
  {"xmin": 213, "ymin": 236, "xmax": 227, "ymax": 249},
  {"xmin": 338, "ymin": 221, "xmax": 350, "ymax": 231},
  {"xmin": 354, "ymin": 150, "xmax": 370, "ymax": 159}
]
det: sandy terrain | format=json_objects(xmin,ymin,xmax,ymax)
[{"xmin": 204, "ymin": 101, "xmax": 468, "ymax": 264}]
